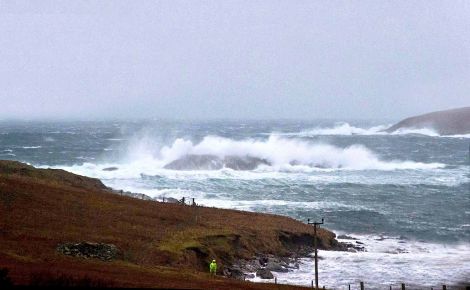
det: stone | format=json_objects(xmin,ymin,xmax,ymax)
[
  {"xmin": 259, "ymin": 256, "xmax": 268, "ymax": 266},
  {"xmin": 265, "ymin": 261, "xmax": 288, "ymax": 273},
  {"xmin": 223, "ymin": 266, "xmax": 245, "ymax": 280},
  {"xmin": 256, "ymin": 268, "xmax": 274, "ymax": 279},
  {"xmin": 337, "ymin": 234, "xmax": 356, "ymax": 240}
]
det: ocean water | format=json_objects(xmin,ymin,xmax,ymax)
[{"xmin": 1, "ymin": 120, "xmax": 469, "ymax": 289}]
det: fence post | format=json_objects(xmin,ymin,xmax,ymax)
[
  {"xmin": 390, "ymin": 285, "xmax": 392, "ymax": 290},
  {"xmin": 311, "ymin": 280, "xmax": 313, "ymax": 288},
  {"xmin": 360, "ymin": 281, "xmax": 364, "ymax": 290},
  {"xmin": 275, "ymin": 277, "xmax": 277, "ymax": 284},
  {"xmin": 443, "ymin": 285, "xmax": 446, "ymax": 290},
  {"xmin": 348, "ymin": 284, "xmax": 351, "ymax": 290},
  {"xmin": 401, "ymin": 283, "xmax": 405, "ymax": 290}
]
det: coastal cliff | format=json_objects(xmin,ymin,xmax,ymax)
[
  {"xmin": 385, "ymin": 107, "xmax": 470, "ymax": 135},
  {"xmin": 0, "ymin": 160, "xmax": 340, "ymax": 288}
]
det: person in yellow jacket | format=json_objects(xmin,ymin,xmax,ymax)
[{"xmin": 209, "ymin": 259, "xmax": 217, "ymax": 276}]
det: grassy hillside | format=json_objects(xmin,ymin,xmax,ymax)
[{"xmin": 0, "ymin": 160, "xmax": 337, "ymax": 289}]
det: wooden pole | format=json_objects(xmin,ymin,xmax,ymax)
[
  {"xmin": 307, "ymin": 218, "xmax": 324, "ymax": 290},
  {"xmin": 314, "ymin": 224, "xmax": 318, "ymax": 290},
  {"xmin": 360, "ymin": 281, "xmax": 364, "ymax": 290},
  {"xmin": 443, "ymin": 285, "xmax": 447, "ymax": 290},
  {"xmin": 402, "ymin": 283, "xmax": 405, "ymax": 290}
]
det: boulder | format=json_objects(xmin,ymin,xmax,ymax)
[
  {"xmin": 259, "ymin": 256, "xmax": 269, "ymax": 266},
  {"xmin": 265, "ymin": 261, "xmax": 288, "ymax": 273},
  {"xmin": 163, "ymin": 154, "xmax": 270, "ymax": 171},
  {"xmin": 222, "ymin": 266, "xmax": 245, "ymax": 280},
  {"xmin": 256, "ymin": 268, "xmax": 274, "ymax": 279}
]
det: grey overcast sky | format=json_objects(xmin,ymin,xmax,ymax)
[{"xmin": 0, "ymin": 0, "xmax": 469, "ymax": 120}]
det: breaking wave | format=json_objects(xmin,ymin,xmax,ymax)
[
  {"xmin": 280, "ymin": 122, "xmax": 470, "ymax": 137},
  {"xmin": 68, "ymin": 135, "xmax": 444, "ymax": 176}
]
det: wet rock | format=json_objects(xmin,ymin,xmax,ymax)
[
  {"xmin": 337, "ymin": 234, "xmax": 356, "ymax": 240},
  {"xmin": 256, "ymin": 268, "xmax": 274, "ymax": 279},
  {"xmin": 265, "ymin": 261, "xmax": 288, "ymax": 273},
  {"xmin": 57, "ymin": 242, "xmax": 118, "ymax": 261},
  {"xmin": 163, "ymin": 154, "xmax": 270, "ymax": 171},
  {"xmin": 259, "ymin": 256, "xmax": 269, "ymax": 266},
  {"xmin": 223, "ymin": 266, "xmax": 245, "ymax": 280},
  {"xmin": 243, "ymin": 259, "xmax": 262, "ymax": 272}
]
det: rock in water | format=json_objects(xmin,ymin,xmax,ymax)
[
  {"xmin": 256, "ymin": 268, "xmax": 274, "ymax": 279},
  {"xmin": 163, "ymin": 154, "xmax": 270, "ymax": 170},
  {"xmin": 265, "ymin": 261, "xmax": 289, "ymax": 273},
  {"xmin": 222, "ymin": 155, "xmax": 270, "ymax": 170},
  {"xmin": 384, "ymin": 107, "xmax": 470, "ymax": 135}
]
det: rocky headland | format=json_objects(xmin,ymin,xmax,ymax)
[{"xmin": 385, "ymin": 106, "xmax": 470, "ymax": 135}]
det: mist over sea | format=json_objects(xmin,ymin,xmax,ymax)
[{"xmin": 1, "ymin": 119, "xmax": 469, "ymax": 288}]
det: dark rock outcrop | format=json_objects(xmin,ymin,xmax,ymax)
[
  {"xmin": 57, "ymin": 242, "xmax": 119, "ymax": 261},
  {"xmin": 385, "ymin": 107, "xmax": 470, "ymax": 135},
  {"xmin": 163, "ymin": 154, "xmax": 270, "ymax": 171},
  {"xmin": 255, "ymin": 268, "xmax": 274, "ymax": 279},
  {"xmin": 265, "ymin": 261, "xmax": 288, "ymax": 273},
  {"xmin": 222, "ymin": 266, "xmax": 245, "ymax": 280}
]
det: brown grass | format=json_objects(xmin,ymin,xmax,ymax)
[{"xmin": 0, "ymin": 160, "xmax": 333, "ymax": 289}]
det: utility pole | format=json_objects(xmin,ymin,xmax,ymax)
[{"xmin": 307, "ymin": 218, "xmax": 324, "ymax": 290}]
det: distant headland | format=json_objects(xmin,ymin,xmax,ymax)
[{"xmin": 385, "ymin": 107, "xmax": 470, "ymax": 135}]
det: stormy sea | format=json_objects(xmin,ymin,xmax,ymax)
[{"xmin": 1, "ymin": 119, "xmax": 469, "ymax": 289}]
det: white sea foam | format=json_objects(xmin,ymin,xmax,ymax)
[
  {"xmin": 22, "ymin": 146, "xmax": 42, "ymax": 149},
  {"xmin": 283, "ymin": 123, "xmax": 389, "ymax": 136},
  {"xmin": 122, "ymin": 134, "xmax": 444, "ymax": 171},
  {"xmin": 48, "ymin": 134, "xmax": 448, "ymax": 185},
  {"xmin": 280, "ymin": 122, "xmax": 470, "ymax": 138},
  {"xmin": 249, "ymin": 233, "xmax": 470, "ymax": 289}
]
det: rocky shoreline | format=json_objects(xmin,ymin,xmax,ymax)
[
  {"xmin": 224, "ymin": 240, "xmax": 366, "ymax": 280},
  {"xmin": 105, "ymin": 186, "xmax": 366, "ymax": 280}
]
